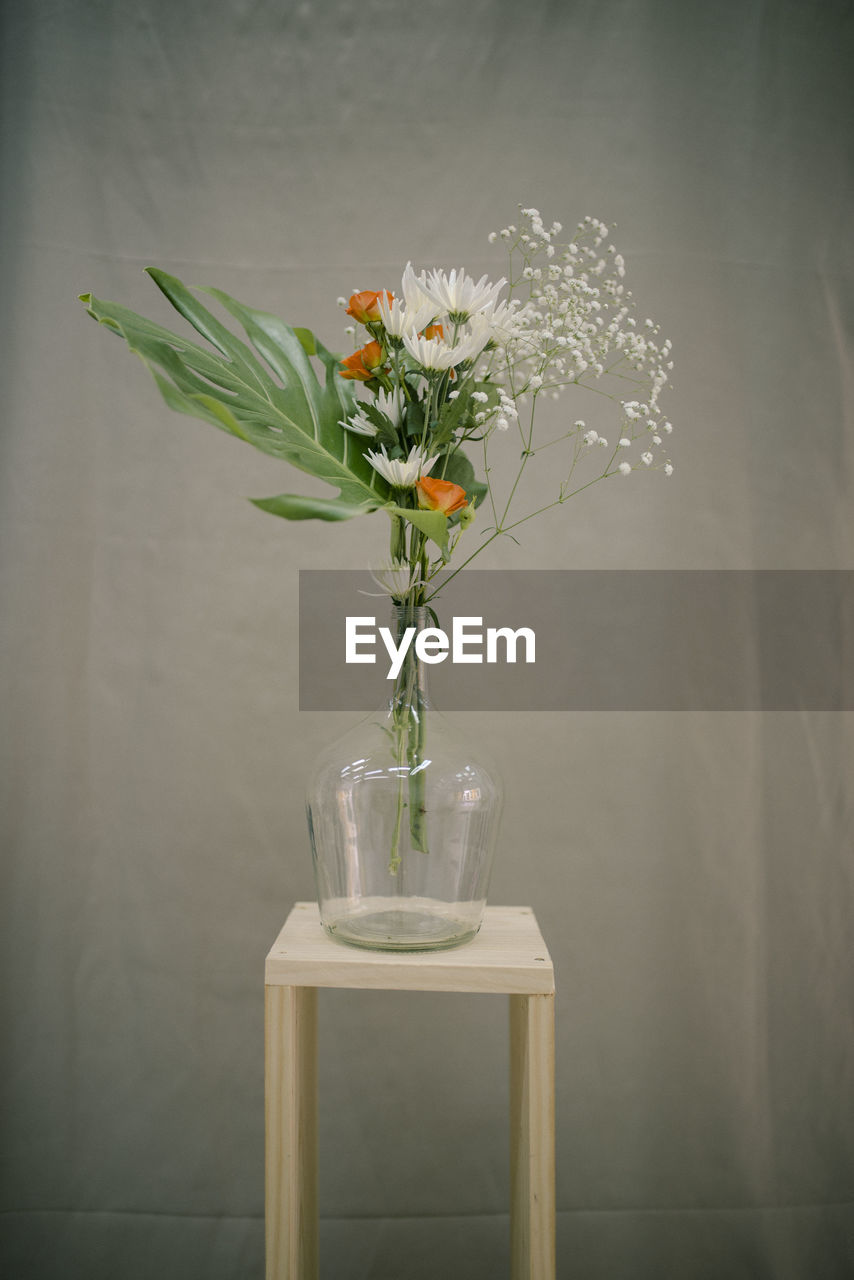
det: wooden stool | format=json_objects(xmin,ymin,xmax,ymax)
[{"xmin": 264, "ymin": 902, "xmax": 555, "ymax": 1280}]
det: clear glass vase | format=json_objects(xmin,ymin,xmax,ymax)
[{"xmin": 306, "ymin": 605, "xmax": 503, "ymax": 951}]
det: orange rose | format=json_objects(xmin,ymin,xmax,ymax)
[
  {"xmin": 422, "ymin": 323, "xmax": 444, "ymax": 341},
  {"xmin": 416, "ymin": 475, "xmax": 468, "ymax": 514},
  {"xmin": 345, "ymin": 290, "xmax": 393, "ymax": 325},
  {"xmin": 339, "ymin": 340, "xmax": 384, "ymax": 381}
]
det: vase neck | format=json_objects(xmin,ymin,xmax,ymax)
[{"xmin": 389, "ymin": 604, "xmax": 432, "ymax": 711}]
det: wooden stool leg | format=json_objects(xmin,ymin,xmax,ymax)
[
  {"xmin": 265, "ymin": 985, "xmax": 318, "ymax": 1280},
  {"xmin": 510, "ymin": 993, "xmax": 555, "ymax": 1280}
]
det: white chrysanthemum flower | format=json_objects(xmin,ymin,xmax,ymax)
[
  {"xmin": 401, "ymin": 261, "xmax": 432, "ymax": 310},
  {"xmin": 367, "ymin": 559, "xmax": 424, "ymax": 599},
  {"xmin": 366, "ymin": 444, "xmax": 437, "ymax": 488},
  {"xmin": 376, "ymin": 290, "xmax": 435, "ymax": 339},
  {"xmin": 402, "ymin": 315, "xmax": 491, "ymax": 372},
  {"xmin": 484, "ymin": 297, "xmax": 534, "ymax": 348},
  {"xmin": 375, "ymin": 386, "xmax": 403, "ymax": 428},
  {"xmin": 340, "ymin": 387, "xmax": 404, "ymax": 437},
  {"xmin": 340, "ymin": 407, "xmax": 377, "ymax": 437},
  {"xmin": 421, "ymin": 267, "xmax": 506, "ymax": 321}
]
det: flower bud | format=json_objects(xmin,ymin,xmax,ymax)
[
  {"xmin": 345, "ymin": 290, "xmax": 393, "ymax": 325},
  {"xmin": 339, "ymin": 340, "xmax": 384, "ymax": 381},
  {"xmin": 416, "ymin": 475, "xmax": 468, "ymax": 515}
]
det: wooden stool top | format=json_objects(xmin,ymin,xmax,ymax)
[{"xmin": 265, "ymin": 902, "xmax": 554, "ymax": 995}]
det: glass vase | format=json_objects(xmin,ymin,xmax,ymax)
[{"xmin": 306, "ymin": 604, "xmax": 503, "ymax": 951}]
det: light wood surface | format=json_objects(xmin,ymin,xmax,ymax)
[
  {"xmin": 510, "ymin": 993, "xmax": 556, "ymax": 1280},
  {"xmin": 264, "ymin": 903, "xmax": 555, "ymax": 1279},
  {"xmin": 265, "ymin": 901, "xmax": 554, "ymax": 994},
  {"xmin": 265, "ymin": 985, "xmax": 318, "ymax": 1280}
]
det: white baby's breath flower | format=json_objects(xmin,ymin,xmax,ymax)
[
  {"xmin": 366, "ymin": 444, "xmax": 437, "ymax": 488},
  {"xmin": 618, "ymin": 437, "xmax": 631, "ymax": 448},
  {"xmin": 618, "ymin": 461, "xmax": 632, "ymax": 476},
  {"xmin": 664, "ymin": 463, "xmax": 674, "ymax": 476},
  {"xmin": 641, "ymin": 452, "xmax": 653, "ymax": 466}
]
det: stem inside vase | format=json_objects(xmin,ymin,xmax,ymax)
[{"xmin": 388, "ymin": 603, "xmax": 431, "ymax": 872}]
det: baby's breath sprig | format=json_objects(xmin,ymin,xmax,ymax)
[{"xmin": 468, "ymin": 206, "xmax": 676, "ymax": 537}]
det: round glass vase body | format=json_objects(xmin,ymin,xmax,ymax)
[{"xmin": 307, "ymin": 605, "xmax": 503, "ymax": 951}]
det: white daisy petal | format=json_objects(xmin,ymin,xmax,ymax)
[
  {"xmin": 375, "ymin": 387, "xmax": 403, "ymax": 428},
  {"xmin": 402, "ymin": 314, "xmax": 491, "ymax": 372},
  {"xmin": 421, "ymin": 267, "xmax": 506, "ymax": 321},
  {"xmin": 339, "ymin": 407, "xmax": 377, "ymax": 437},
  {"xmin": 363, "ymin": 559, "xmax": 424, "ymax": 599},
  {"xmin": 366, "ymin": 444, "xmax": 437, "ymax": 488},
  {"xmin": 376, "ymin": 290, "xmax": 435, "ymax": 339}
]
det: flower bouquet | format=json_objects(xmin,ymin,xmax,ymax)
[{"xmin": 81, "ymin": 206, "xmax": 674, "ymax": 947}]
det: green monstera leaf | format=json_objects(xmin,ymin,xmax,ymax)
[{"xmin": 80, "ymin": 270, "xmax": 390, "ymax": 519}]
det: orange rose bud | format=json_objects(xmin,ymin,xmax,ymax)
[
  {"xmin": 345, "ymin": 290, "xmax": 393, "ymax": 325},
  {"xmin": 416, "ymin": 475, "xmax": 468, "ymax": 515},
  {"xmin": 423, "ymin": 323, "xmax": 444, "ymax": 341},
  {"xmin": 339, "ymin": 340, "xmax": 384, "ymax": 381}
]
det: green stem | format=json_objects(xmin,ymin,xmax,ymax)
[{"xmin": 390, "ymin": 512, "xmax": 406, "ymax": 562}]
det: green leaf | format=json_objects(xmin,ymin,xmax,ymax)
[
  {"xmin": 81, "ymin": 272, "xmax": 388, "ymax": 513},
  {"xmin": 352, "ymin": 400, "xmax": 399, "ymax": 448},
  {"xmin": 251, "ymin": 493, "xmax": 381, "ymax": 521},
  {"xmin": 386, "ymin": 504, "xmax": 449, "ymax": 557},
  {"xmin": 434, "ymin": 448, "xmax": 488, "ymax": 509},
  {"xmin": 402, "ymin": 395, "xmax": 425, "ymax": 440},
  {"xmin": 432, "ymin": 383, "xmax": 474, "ymax": 446}
]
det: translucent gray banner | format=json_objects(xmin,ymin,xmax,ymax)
[{"xmin": 299, "ymin": 571, "xmax": 854, "ymax": 711}]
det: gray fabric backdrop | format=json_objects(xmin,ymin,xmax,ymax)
[{"xmin": 1, "ymin": 1, "xmax": 852, "ymax": 1277}]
